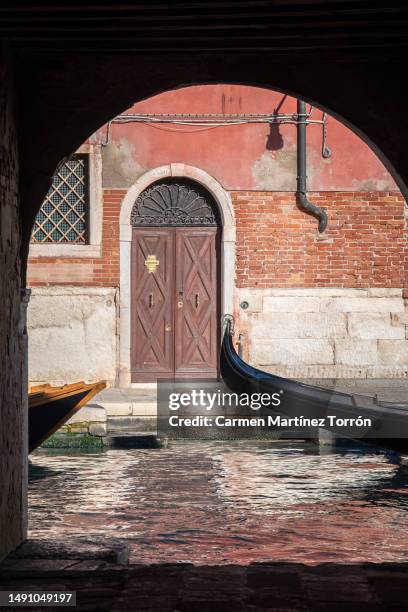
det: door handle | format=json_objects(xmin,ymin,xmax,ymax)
[
  {"xmin": 148, "ymin": 293, "xmax": 154, "ymax": 308},
  {"xmin": 178, "ymin": 290, "xmax": 183, "ymax": 308}
]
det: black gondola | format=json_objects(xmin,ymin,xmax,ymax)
[{"xmin": 220, "ymin": 316, "xmax": 408, "ymax": 453}]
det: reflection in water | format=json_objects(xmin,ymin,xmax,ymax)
[{"xmin": 29, "ymin": 441, "xmax": 408, "ymax": 565}]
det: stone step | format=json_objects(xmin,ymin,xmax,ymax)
[
  {"xmin": 129, "ymin": 382, "xmax": 157, "ymax": 390},
  {"xmin": 98, "ymin": 400, "xmax": 157, "ymax": 417},
  {"xmin": 103, "ymin": 432, "xmax": 166, "ymax": 449},
  {"xmin": 93, "ymin": 387, "xmax": 157, "ymax": 417},
  {"xmin": 107, "ymin": 416, "xmax": 156, "ymax": 432},
  {"xmin": 94, "ymin": 386, "xmax": 157, "ymax": 402}
]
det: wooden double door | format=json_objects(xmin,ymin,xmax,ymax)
[{"xmin": 131, "ymin": 227, "xmax": 219, "ymax": 381}]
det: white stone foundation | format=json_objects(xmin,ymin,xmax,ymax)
[
  {"xmin": 236, "ymin": 288, "xmax": 408, "ymax": 379},
  {"xmin": 28, "ymin": 287, "xmax": 118, "ymax": 386},
  {"xmin": 27, "ymin": 286, "xmax": 408, "ymax": 386}
]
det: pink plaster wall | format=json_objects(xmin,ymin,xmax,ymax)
[{"xmin": 96, "ymin": 84, "xmax": 398, "ymax": 192}]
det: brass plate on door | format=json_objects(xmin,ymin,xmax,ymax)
[{"xmin": 145, "ymin": 254, "xmax": 159, "ymax": 273}]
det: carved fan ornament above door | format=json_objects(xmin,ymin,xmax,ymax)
[{"xmin": 130, "ymin": 180, "xmax": 219, "ymax": 227}]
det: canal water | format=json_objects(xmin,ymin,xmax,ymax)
[{"xmin": 29, "ymin": 441, "xmax": 408, "ymax": 565}]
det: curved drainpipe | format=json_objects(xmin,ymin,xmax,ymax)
[{"xmin": 297, "ymin": 99, "xmax": 328, "ymax": 233}]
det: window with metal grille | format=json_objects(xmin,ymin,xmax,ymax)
[{"xmin": 31, "ymin": 154, "xmax": 89, "ymax": 243}]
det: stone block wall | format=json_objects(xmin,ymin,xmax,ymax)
[
  {"xmin": 28, "ymin": 287, "xmax": 118, "ymax": 386},
  {"xmin": 236, "ymin": 288, "xmax": 408, "ymax": 378},
  {"xmin": 0, "ymin": 62, "xmax": 27, "ymax": 560}
]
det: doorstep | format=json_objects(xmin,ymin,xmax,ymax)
[{"xmin": 92, "ymin": 385, "xmax": 157, "ymax": 420}]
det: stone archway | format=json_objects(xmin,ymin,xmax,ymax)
[{"xmin": 118, "ymin": 164, "xmax": 235, "ymax": 387}]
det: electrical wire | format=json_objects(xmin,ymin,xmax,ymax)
[{"xmin": 100, "ymin": 108, "xmax": 331, "ymax": 156}]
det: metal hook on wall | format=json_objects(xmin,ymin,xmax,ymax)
[{"xmin": 321, "ymin": 112, "xmax": 332, "ymax": 159}]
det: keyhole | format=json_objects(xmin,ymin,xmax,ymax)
[
  {"xmin": 195, "ymin": 293, "xmax": 199, "ymax": 309},
  {"xmin": 149, "ymin": 293, "xmax": 154, "ymax": 308}
]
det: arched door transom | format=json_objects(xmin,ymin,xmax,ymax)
[{"xmin": 130, "ymin": 179, "xmax": 219, "ymax": 227}]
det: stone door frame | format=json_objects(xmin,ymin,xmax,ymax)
[{"xmin": 118, "ymin": 164, "xmax": 236, "ymax": 387}]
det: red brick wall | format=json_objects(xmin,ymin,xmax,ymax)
[
  {"xmin": 27, "ymin": 189, "xmax": 407, "ymax": 290},
  {"xmin": 28, "ymin": 190, "xmax": 125, "ymax": 287},
  {"xmin": 233, "ymin": 192, "xmax": 407, "ymax": 288}
]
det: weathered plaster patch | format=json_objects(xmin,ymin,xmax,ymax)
[
  {"xmin": 252, "ymin": 145, "xmax": 317, "ymax": 191},
  {"xmin": 252, "ymin": 150, "xmax": 296, "ymax": 190},
  {"xmin": 351, "ymin": 177, "xmax": 398, "ymax": 192},
  {"xmin": 102, "ymin": 138, "xmax": 146, "ymax": 188}
]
